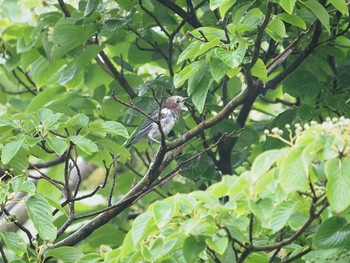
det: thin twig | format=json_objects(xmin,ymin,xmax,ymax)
[
  {"xmin": 2, "ymin": 208, "xmax": 34, "ymax": 248},
  {"xmin": 0, "ymin": 243, "xmax": 8, "ymax": 263}
]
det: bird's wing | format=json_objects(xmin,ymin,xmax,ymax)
[
  {"xmin": 139, "ymin": 109, "xmax": 162, "ymax": 130},
  {"xmin": 126, "ymin": 110, "xmax": 163, "ymax": 147}
]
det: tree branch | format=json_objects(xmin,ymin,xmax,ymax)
[
  {"xmin": 266, "ymin": 20, "xmax": 322, "ymax": 90},
  {"xmin": 155, "ymin": 0, "xmax": 202, "ymax": 28},
  {"xmin": 53, "ymin": 87, "xmax": 250, "ymax": 247},
  {"xmin": 57, "ymin": 0, "xmax": 137, "ymax": 98}
]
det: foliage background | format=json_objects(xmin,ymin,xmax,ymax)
[{"xmin": 0, "ymin": 0, "xmax": 350, "ymax": 262}]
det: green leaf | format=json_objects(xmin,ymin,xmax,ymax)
[
  {"xmin": 58, "ymin": 64, "xmax": 77, "ymax": 85},
  {"xmin": 70, "ymin": 135, "xmax": 98, "ymax": 155},
  {"xmin": 45, "ymin": 247, "xmax": 84, "ymax": 263},
  {"xmin": 329, "ymin": 0, "xmax": 349, "ymax": 15},
  {"xmin": 283, "ymin": 70, "xmax": 319, "ymax": 97},
  {"xmin": 251, "ymin": 149, "xmax": 280, "ymax": 183},
  {"xmin": 26, "ymin": 86, "xmax": 66, "ymax": 113},
  {"xmin": 251, "ymin": 58, "xmax": 267, "ymax": 83},
  {"xmin": 207, "ymin": 181, "xmax": 229, "ymax": 198},
  {"xmin": 210, "ymin": 53, "xmax": 229, "ymax": 83},
  {"xmin": 183, "ymin": 236, "xmax": 206, "ymax": 262},
  {"xmin": 209, "ymin": 0, "xmax": 224, "ymax": 10},
  {"xmin": 174, "ymin": 61, "xmax": 203, "ymax": 88},
  {"xmin": 193, "ymin": 38, "xmax": 221, "ymax": 59},
  {"xmin": 325, "ymin": 158, "xmax": 350, "ymax": 213},
  {"xmin": 65, "ymin": 114, "xmax": 89, "ymax": 128},
  {"xmin": 26, "ymin": 194, "xmax": 57, "ymax": 241},
  {"xmin": 271, "ymin": 201, "xmax": 294, "ymax": 233},
  {"xmin": 46, "ymin": 136, "xmax": 68, "ymax": 155},
  {"xmin": 279, "ymin": 148, "xmax": 308, "ymax": 194},
  {"xmin": 246, "ymin": 252, "xmax": 269, "ymax": 263},
  {"xmin": 151, "ymin": 201, "xmax": 174, "ymax": 228},
  {"xmin": 31, "ymin": 57, "xmax": 65, "ymax": 88},
  {"xmin": 210, "ymin": 0, "xmax": 237, "ymax": 17},
  {"xmin": 214, "ymin": 44, "xmax": 247, "ymax": 69},
  {"xmin": 177, "ymin": 41, "xmax": 202, "ymax": 63},
  {"xmin": 103, "ymin": 17, "xmax": 131, "ymax": 32},
  {"xmin": 277, "ymin": 13, "xmax": 306, "ymax": 29},
  {"xmin": 84, "ymin": 0, "xmax": 100, "ymax": 16},
  {"xmin": 266, "ymin": 17, "xmax": 286, "ymax": 42},
  {"xmin": 188, "ymin": 63, "xmax": 208, "ymax": 95},
  {"xmin": 2, "ymin": 139, "xmax": 24, "ymax": 165},
  {"xmin": 0, "ymin": 231, "xmax": 26, "ymax": 256},
  {"xmin": 313, "ymin": 217, "xmax": 350, "ymax": 249},
  {"xmin": 132, "ymin": 212, "xmax": 155, "ymax": 245},
  {"xmin": 219, "ymin": 0, "xmax": 237, "ymax": 17},
  {"xmin": 191, "ymin": 74, "xmax": 213, "ymax": 113},
  {"xmin": 206, "ymin": 236, "xmax": 228, "ymax": 255},
  {"xmin": 76, "ymin": 253, "xmax": 102, "ymax": 263},
  {"xmin": 52, "ymin": 17, "xmax": 97, "ymax": 58},
  {"xmin": 279, "ymin": 0, "xmax": 296, "ymax": 14},
  {"xmin": 301, "ymin": 0, "xmax": 330, "ymax": 33},
  {"xmin": 38, "ymin": 108, "xmax": 61, "ymax": 128},
  {"xmin": 89, "ymin": 121, "xmax": 129, "ymax": 138}
]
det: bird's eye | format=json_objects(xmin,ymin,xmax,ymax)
[{"xmin": 176, "ymin": 98, "xmax": 181, "ymax": 103}]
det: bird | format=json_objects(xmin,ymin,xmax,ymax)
[{"xmin": 126, "ymin": 95, "xmax": 187, "ymax": 147}]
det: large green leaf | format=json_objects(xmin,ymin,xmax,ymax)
[
  {"xmin": 45, "ymin": 247, "xmax": 84, "ymax": 263},
  {"xmin": 283, "ymin": 70, "xmax": 319, "ymax": 97},
  {"xmin": 31, "ymin": 57, "xmax": 65, "ymax": 88},
  {"xmin": 214, "ymin": 44, "xmax": 247, "ymax": 69},
  {"xmin": 271, "ymin": 201, "xmax": 295, "ymax": 233},
  {"xmin": 183, "ymin": 236, "xmax": 206, "ymax": 262},
  {"xmin": 251, "ymin": 58, "xmax": 267, "ymax": 83},
  {"xmin": 279, "ymin": 147, "xmax": 308, "ymax": 194},
  {"xmin": 325, "ymin": 158, "xmax": 350, "ymax": 212},
  {"xmin": 277, "ymin": 13, "xmax": 306, "ymax": 29},
  {"xmin": 313, "ymin": 217, "xmax": 350, "ymax": 249},
  {"xmin": 52, "ymin": 17, "xmax": 97, "ymax": 58},
  {"xmin": 279, "ymin": 0, "xmax": 297, "ymax": 14},
  {"xmin": 266, "ymin": 17, "xmax": 286, "ymax": 42},
  {"xmin": 177, "ymin": 41, "xmax": 202, "ymax": 63},
  {"xmin": 47, "ymin": 136, "xmax": 68, "ymax": 155},
  {"xmin": 174, "ymin": 61, "xmax": 203, "ymax": 88},
  {"xmin": 190, "ymin": 74, "xmax": 213, "ymax": 114},
  {"xmin": 206, "ymin": 236, "xmax": 228, "ymax": 255},
  {"xmin": 84, "ymin": 0, "xmax": 100, "ymax": 16},
  {"xmin": 0, "ymin": 232, "xmax": 26, "ymax": 256},
  {"xmin": 26, "ymin": 86, "xmax": 66, "ymax": 113},
  {"xmin": 89, "ymin": 121, "xmax": 129, "ymax": 138},
  {"xmin": 151, "ymin": 200, "xmax": 174, "ymax": 228},
  {"xmin": 26, "ymin": 194, "xmax": 57, "ymax": 241},
  {"xmin": 210, "ymin": 53, "xmax": 229, "ymax": 83},
  {"xmin": 301, "ymin": 0, "xmax": 330, "ymax": 33},
  {"xmin": 210, "ymin": 0, "xmax": 237, "ymax": 17},
  {"xmin": 329, "ymin": 0, "xmax": 349, "ymax": 15},
  {"xmin": 251, "ymin": 149, "xmax": 280, "ymax": 183},
  {"xmin": 132, "ymin": 212, "xmax": 156, "ymax": 245},
  {"xmin": 1, "ymin": 139, "xmax": 24, "ymax": 165},
  {"xmin": 70, "ymin": 135, "xmax": 98, "ymax": 155}
]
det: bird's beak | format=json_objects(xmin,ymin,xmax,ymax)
[{"xmin": 182, "ymin": 97, "xmax": 189, "ymax": 102}]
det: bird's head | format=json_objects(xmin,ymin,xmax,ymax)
[{"xmin": 163, "ymin": 96, "xmax": 188, "ymax": 112}]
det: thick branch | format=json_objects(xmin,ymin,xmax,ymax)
[
  {"xmin": 156, "ymin": 0, "xmax": 202, "ymax": 28},
  {"xmin": 266, "ymin": 21, "xmax": 322, "ymax": 89},
  {"xmin": 54, "ymin": 87, "xmax": 249, "ymax": 247},
  {"xmin": 167, "ymin": 88, "xmax": 249, "ymax": 151}
]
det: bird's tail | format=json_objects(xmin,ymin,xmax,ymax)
[{"xmin": 124, "ymin": 128, "xmax": 149, "ymax": 148}]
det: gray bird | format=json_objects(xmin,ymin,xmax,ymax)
[{"xmin": 126, "ymin": 96, "xmax": 187, "ymax": 147}]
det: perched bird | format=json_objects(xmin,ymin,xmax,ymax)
[{"xmin": 126, "ymin": 95, "xmax": 187, "ymax": 147}]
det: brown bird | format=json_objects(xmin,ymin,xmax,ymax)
[{"xmin": 126, "ymin": 96, "xmax": 187, "ymax": 147}]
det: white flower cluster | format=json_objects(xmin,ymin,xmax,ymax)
[{"xmin": 263, "ymin": 117, "xmax": 350, "ymax": 137}]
